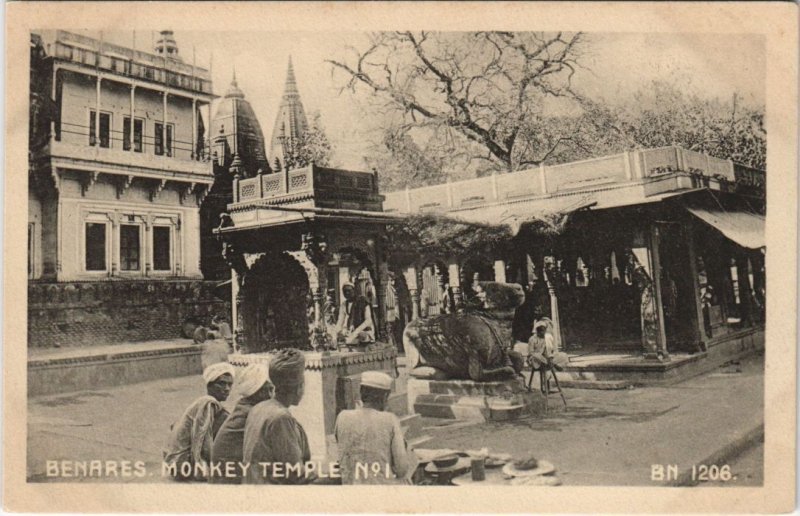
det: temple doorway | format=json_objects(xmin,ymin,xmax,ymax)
[{"xmin": 242, "ymin": 252, "xmax": 311, "ymax": 352}]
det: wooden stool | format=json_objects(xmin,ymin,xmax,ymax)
[{"xmin": 526, "ymin": 357, "xmax": 567, "ymax": 412}]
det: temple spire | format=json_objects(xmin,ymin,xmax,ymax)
[
  {"xmin": 270, "ymin": 56, "xmax": 309, "ymax": 165},
  {"xmin": 284, "ymin": 55, "xmax": 299, "ymax": 97}
]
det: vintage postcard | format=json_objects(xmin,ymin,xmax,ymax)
[{"xmin": 4, "ymin": 1, "xmax": 797, "ymax": 513}]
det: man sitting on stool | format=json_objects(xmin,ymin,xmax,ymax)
[{"xmin": 526, "ymin": 320, "xmax": 568, "ymax": 392}]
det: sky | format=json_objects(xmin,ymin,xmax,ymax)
[{"xmin": 93, "ymin": 30, "xmax": 765, "ymax": 170}]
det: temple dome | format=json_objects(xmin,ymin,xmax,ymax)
[{"xmin": 211, "ymin": 73, "xmax": 270, "ymax": 176}]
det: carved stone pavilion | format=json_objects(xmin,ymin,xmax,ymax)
[{"xmin": 216, "ymin": 162, "xmax": 400, "ymax": 458}]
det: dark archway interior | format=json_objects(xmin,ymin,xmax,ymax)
[{"xmin": 243, "ymin": 252, "xmax": 311, "ymax": 352}]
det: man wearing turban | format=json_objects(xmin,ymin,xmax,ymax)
[
  {"xmin": 243, "ymin": 348, "xmax": 313, "ymax": 484},
  {"xmin": 335, "ymin": 371, "xmax": 417, "ymax": 484},
  {"xmin": 163, "ymin": 362, "xmax": 235, "ymax": 481},
  {"xmin": 210, "ymin": 363, "xmax": 273, "ymax": 484}
]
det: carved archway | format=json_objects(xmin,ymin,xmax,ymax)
[{"xmin": 241, "ymin": 252, "xmax": 311, "ymax": 352}]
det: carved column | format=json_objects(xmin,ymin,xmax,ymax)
[
  {"xmin": 544, "ymin": 256, "xmax": 563, "ymax": 351},
  {"xmin": 234, "ymin": 285, "xmax": 247, "ymax": 353},
  {"xmin": 448, "ymin": 260, "xmax": 463, "ymax": 312},
  {"xmin": 222, "ymin": 241, "xmax": 250, "ymax": 353},
  {"xmin": 434, "ymin": 263, "xmax": 448, "ymax": 314},
  {"xmin": 403, "ymin": 265, "xmax": 420, "ymax": 320},
  {"xmin": 416, "ymin": 266, "xmax": 425, "ymax": 318},
  {"xmin": 685, "ymin": 223, "xmax": 708, "ymax": 350},
  {"xmin": 649, "ymin": 224, "xmax": 670, "ymax": 360},
  {"xmin": 301, "ymin": 231, "xmax": 329, "ymax": 350},
  {"xmin": 375, "ymin": 254, "xmax": 390, "ymax": 342},
  {"xmin": 494, "ymin": 259, "xmax": 507, "ymax": 283}
]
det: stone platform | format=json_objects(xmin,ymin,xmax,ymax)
[
  {"xmin": 407, "ymin": 377, "xmax": 547, "ymax": 421},
  {"xmin": 28, "ymin": 339, "xmax": 203, "ymax": 397},
  {"xmin": 562, "ymin": 327, "xmax": 764, "ymax": 387}
]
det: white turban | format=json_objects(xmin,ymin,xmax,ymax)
[
  {"xmin": 236, "ymin": 363, "xmax": 270, "ymax": 398},
  {"xmin": 203, "ymin": 362, "xmax": 235, "ymax": 384}
]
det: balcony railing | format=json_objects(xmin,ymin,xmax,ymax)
[
  {"xmin": 384, "ymin": 147, "xmax": 761, "ymax": 214},
  {"xmin": 57, "ymin": 120, "xmax": 211, "ymax": 163},
  {"xmin": 234, "ymin": 165, "xmax": 380, "ymax": 204},
  {"xmin": 50, "ymin": 31, "xmax": 213, "ymax": 95},
  {"xmin": 46, "ymin": 138, "xmax": 213, "ymax": 178}
]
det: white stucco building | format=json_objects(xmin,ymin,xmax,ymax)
[{"xmin": 29, "ymin": 30, "xmax": 216, "ymax": 282}]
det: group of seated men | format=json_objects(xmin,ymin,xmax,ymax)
[{"xmin": 163, "ymin": 349, "xmax": 416, "ymax": 484}]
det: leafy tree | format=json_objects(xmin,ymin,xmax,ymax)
[
  {"xmin": 614, "ymin": 81, "xmax": 765, "ymax": 170},
  {"xmin": 282, "ymin": 111, "xmax": 334, "ymax": 170}
]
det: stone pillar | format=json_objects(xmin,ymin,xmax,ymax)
[
  {"xmin": 174, "ymin": 215, "xmax": 183, "ymax": 276},
  {"xmin": 94, "ymin": 77, "xmax": 102, "ymax": 144},
  {"xmin": 144, "ymin": 217, "xmax": 152, "ymax": 275},
  {"xmin": 231, "ymin": 268, "xmax": 240, "ymax": 350},
  {"xmin": 403, "ymin": 265, "xmax": 420, "ymax": 320},
  {"xmin": 162, "ymin": 91, "xmax": 169, "ymax": 155},
  {"xmin": 448, "ymin": 261, "xmax": 463, "ymax": 312},
  {"xmin": 308, "ymin": 266, "xmax": 326, "ymax": 350},
  {"xmin": 234, "ymin": 286, "xmax": 247, "ymax": 353},
  {"xmin": 649, "ymin": 224, "xmax": 670, "ymax": 360},
  {"xmin": 543, "ymin": 256, "xmax": 563, "ymax": 351},
  {"xmin": 376, "ymin": 255, "xmax": 390, "ymax": 342},
  {"xmin": 736, "ymin": 253, "xmax": 755, "ymax": 327},
  {"xmin": 110, "ymin": 213, "xmax": 119, "ymax": 275},
  {"xmin": 191, "ymin": 98, "xmax": 197, "ymax": 159},
  {"xmin": 129, "ymin": 85, "xmax": 136, "ymax": 150},
  {"xmin": 494, "ymin": 259, "xmax": 507, "ymax": 283},
  {"xmin": 685, "ymin": 224, "xmax": 709, "ymax": 349},
  {"xmin": 51, "ymin": 67, "xmax": 58, "ymax": 139}
]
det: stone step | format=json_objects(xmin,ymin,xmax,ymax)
[
  {"xmin": 399, "ymin": 413, "xmax": 423, "ymax": 439},
  {"xmin": 414, "ymin": 393, "xmax": 523, "ymax": 407},
  {"xmin": 558, "ymin": 379, "xmax": 634, "ymax": 390},
  {"xmin": 413, "ymin": 401, "xmax": 461, "ymax": 420},
  {"xmin": 488, "ymin": 403, "xmax": 527, "ymax": 421},
  {"xmin": 422, "ymin": 379, "xmax": 523, "ymax": 397}
]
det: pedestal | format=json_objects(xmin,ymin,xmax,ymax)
[
  {"xmin": 406, "ymin": 377, "xmax": 546, "ymax": 421},
  {"xmin": 228, "ymin": 347, "xmax": 397, "ymax": 461}
]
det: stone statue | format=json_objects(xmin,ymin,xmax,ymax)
[{"xmin": 403, "ymin": 282, "xmax": 526, "ymax": 382}]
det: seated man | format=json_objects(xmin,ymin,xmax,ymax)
[
  {"xmin": 335, "ymin": 282, "xmax": 375, "ymax": 346},
  {"xmin": 335, "ymin": 371, "xmax": 417, "ymax": 484},
  {"xmin": 242, "ymin": 348, "xmax": 314, "ymax": 484},
  {"xmin": 210, "ymin": 363, "xmax": 272, "ymax": 484},
  {"xmin": 527, "ymin": 320, "xmax": 569, "ymax": 390},
  {"xmin": 163, "ymin": 362, "xmax": 234, "ymax": 481},
  {"xmin": 527, "ymin": 321, "xmax": 555, "ymax": 371}
]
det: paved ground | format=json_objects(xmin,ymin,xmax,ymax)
[
  {"xmin": 420, "ymin": 352, "xmax": 764, "ymax": 486},
  {"xmin": 27, "ymin": 352, "xmax": 763, "ymax": 486}
]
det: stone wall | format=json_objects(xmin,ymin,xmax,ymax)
[{"xmin": 28, "ymin": 280, "xmax": 229, "ymax": 348}]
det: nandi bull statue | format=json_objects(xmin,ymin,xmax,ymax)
[{"xmin": 403, "ymin": 282, "xmax": 527, "ymax": 382}]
